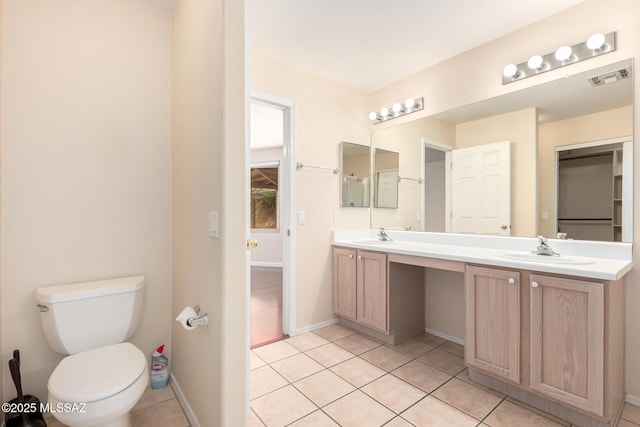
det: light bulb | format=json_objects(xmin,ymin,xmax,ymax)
[
  {"xmin": 587, "ymin": 33, "xmax": 606, "ymax": 51},
  {"xmin": 502, "ymin": 64, "xmax": 519, "ymax": 78},
  {"xmin": 392, "ymin": 103, "xmax": 403, "ymax": 114},
  {"xmin": 527, "ymin": 55, "xmax": 544, "ymax": 70},
  {"xmin": 380, "ymin": 107, "xmax": 390, "ymax": 117},
  {"xmin": 404, "ymin": 98, "xmax": 415, "ymax": 109},
  {"xmin": 554, "ymin": 45, "xmax": 573, "ymax": 61},
  {"xmin": 368, "ymin": 111, "xmax": 378, "ymax": 121}
]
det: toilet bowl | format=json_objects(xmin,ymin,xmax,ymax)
[
  {"xmin": 35, "ymin": 276, "xmax": 149, "ymax": 427},
  {"xmin": 47, "ymin": 343, "xmax": 149, "ymax": 427}
]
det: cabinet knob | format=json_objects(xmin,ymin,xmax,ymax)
[
  {"xmin": 357, "ymin": 255, "xmax": 362, "ymax": 260},
  {"xmin": 349, "ymin": 254, "xmax": 353, "ymax": 258},
  {"xmin": 508, "ymin": 278, "xmax": 516, "ymax": 284},
  {"xmin": 532, "ymin": 281, "xmax": 539, "ymax": 288}
]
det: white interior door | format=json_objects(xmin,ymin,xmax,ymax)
[{"xmin": 451, "ymin": 141, "xmax": 511, "ymax": 235}]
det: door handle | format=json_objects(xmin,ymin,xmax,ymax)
[
  {"xmin": 501, "ymin": 224, "xmax": 508, "ymax": 230},
  {"xmin": 246, "ymin": 239, "xmax": 259, "ymax": 249}
]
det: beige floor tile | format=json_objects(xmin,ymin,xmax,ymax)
[
  {"xmin": 392, "ymin": 359, "xmax": 451, "ymax": 393},
  {"xmin": 251, "ymin": 385, "xmax": 317, "ymax": 427},
  {"xmin": 413, "ymin": 332, "xmax": 446, "ymax": 347},
  {"xmin": 250, "ymin": 351, "xmax": 267, "ymax": 370},
  {"xmin": 294, "ymin": 369, "xmax": 356, "ymax": 407},
  {"xmin": 623, "ymin": 403, "xmax": 640, "ymax": 424},
  {"xmin": 250, "ymin": 365, "xmax": 288, "ymax": 400},
  {"xmin": 504, "ymin": 397, "xmax": 570, "ymax": 426},
  {"xmin": 305, "ymin": 342, "xmax": 355, "ymax": 367},
  {"xmin": 432, "ymin": 377, "xmax": 503, "ymax": 420},
  {"xmin": 360, "ymin": 346, "xmax": 412, "ymax": 371},
  {"xmin": 456, "ymin": 368, "xmax": 506, "ymax": 397},
  {"xmin": 334, "ymin": 333, "xmax": 381, "ymax": 354},
  {"xmin": 402, "ymin": 395, "xmax": 478, "ymax": 427},
  {"xmin": 313, "ymin": 324, "xmax": 356, "ymax": 342},
  {"xmin": 252, "ymin": 340, "xmax": 300, "ymax": 364},
  {"xmin": 618, "ymin": 419, "xmax": 640, "ymax": 427},
  {"xmin": 131, "ymin": 398, "xmax": 189, "ymax": 427},
  {"xmin": 287, "ymin": 332, "xmax": 330, "ymax": 351},
  {"xmin": 392, "ymin": 336, "xmax": 435, "ymax": 358},
  {"xmin": 132, "ymin": 385, "xmax": 176, "ymax": 412},
  {"xmin": 324, "ymin": 390, "xmax": 395, "ymax": 427},
  {"xmin": 361, "ymin": 374, "xmax": 426, "ymax": 414},
  {"xmin": 438, "ymin": 340, "xmax": 465, "ymax": 357},
  {"xmin": 385, "ymin": 416, "xmax": 415, "ymax": 427},
  {"xmin": 289, "ymin": 410, "xmax": 339, "ymax": 426},
  {"xmin": 330, "ymin": 356, "xmax": 386, "ymax": 387},
  {"xmin": 270, "ymin": 352, "xmax": 325, "ymax": 382},
  {"xmin": 484, "ymin": 400, "xmax": 566, "ymax": 427},
  {"xmin": 418, "ymin": 348, "xmax": 466, "ymax": 375},
  {"xmin": 248, "ymin": 409, "xmax": 266, "ymax": 426}
]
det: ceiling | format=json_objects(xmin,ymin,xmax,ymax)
[{"xmin": 247, "ymin": 0, "xmax": 587, "ymax": 92}]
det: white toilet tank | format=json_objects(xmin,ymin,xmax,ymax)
[{"xmin": 35, "ymin": 275, "xmax": 145, "ymax": 355}]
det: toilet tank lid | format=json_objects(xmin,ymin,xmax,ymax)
[{"xmin": 35, "ymin": 275, "xmax": 145, "ymax": 304}]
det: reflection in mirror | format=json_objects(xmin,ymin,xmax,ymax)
[
  {"xmin": 340, "ymin": 142, "xmax": 370, "ymax": 208},
  {"xmin": 370, "ymin": 58, "xmax": 633, "ymax": 241},
  {"xmin": 373, "ymin": 148, "xmax": 399, "ymax": 208}
]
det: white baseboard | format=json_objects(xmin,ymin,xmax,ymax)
[
  {"xmin": 295, "ymin": 318, "xmax": 339, "ymax": 336},
  {"xmin": 251, "ymin": 261, "xmax": 283, "ymax": 268},
  {"xmin": 170, "ymin": 373, "xmax": 200, "ymax": 427},
  {"xmin": 425, "ymin": 327, "xmax": 465, "ymax": 346},
  {"xmin": 626, "ymin": 393, "xmax": 640, "ymax": 407}
]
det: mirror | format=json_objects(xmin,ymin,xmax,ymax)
[
  {"xmin": 371, "ymin": 58, "xmax": 633, "ymax": 241},
  {"xmin": 373, "ymin": 148, "xmax": 399, "ymax": 208},
  {"xmin": 340, "ymin": 142, "xmax": 370, "ymax": 208}
]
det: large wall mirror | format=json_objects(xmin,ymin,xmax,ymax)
[
  {"xmin": 371, "ymin": 58, "xmax": 633, "ymax": 242},
  {"xmin": 340, "ymin": 141, "xmax": 371, "ymax": 208}
]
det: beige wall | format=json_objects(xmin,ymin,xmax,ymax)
[
  {"xmin": 538, "ymin": 106, "xmax": 633, "ymax": 237},
  {"xmin": 171, "ymin": 0, "xmax": 247, "ymax": 425},
  {"xmin": 373, "ymin": 0, "xmax": 640, "ymax": 399},
  {"xmin": 252, "ymin": 51, "xmax": 371, "ymax": 330},
  {"xmin": 0, "ymin": 0, "xmax": 172, "ymax": 402},
  {"xmin": 456, "ymin": 108, "xmax": 538, "ymax": 237},
  {"xmin": 0, "ymin": 0, "xmax": 4, "ymax": 401}
]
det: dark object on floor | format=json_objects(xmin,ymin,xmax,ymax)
[{"xmin": 5, "ymin": 350, "xmax": 47, "ymax": 427}]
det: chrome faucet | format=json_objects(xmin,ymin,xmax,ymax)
[
  {"xmin": 532, "ymin": 235, "xmax": 559, "ymax": 256},
  {"xmin": 377, "ymin": 227, "xmax": 392, "ymax": 241}
]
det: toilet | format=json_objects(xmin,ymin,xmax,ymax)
[{"xmin": 35, "ymin": 276, "xmax": 149, "ymax": 427}]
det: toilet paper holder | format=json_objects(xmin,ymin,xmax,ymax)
[{"xmin": 187, "ymin": 305, "xmax": 209, "ymax": 327}]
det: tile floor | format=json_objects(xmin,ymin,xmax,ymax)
[
  {"xmin": 45, "ymin": 385, "xmax": 189, "ymax": 427},
  {"xmin": 250, "ymin": 324, "xmax": 640, "ymax": 427}
]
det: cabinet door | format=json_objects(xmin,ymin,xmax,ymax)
[
  {"xmin": 465, "ymin": 265, "xmax": 520, "ymax": 383},
  {"xmin": 356, "ymin": 250, "xmax": 387, "ymax": 332},
  {"xmin": 332, "ymin": 247, "xmax": 357, "ymax": 320},
  {"xmin": 530, "ymin": 274, "xmax": 604, "ymax": 416}
]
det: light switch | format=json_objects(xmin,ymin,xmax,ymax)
[
  {"xmin": 334, "ymin": 210, "xmax": 341, "ymax": 223},
  {"xmin": 298, "ymin": 211, "xmax": 306, "ymax": 225},
  {"xmin": 395, "ymin": 211, "xmax": 401, "ymax": 221},
  {"xmin": 209, "ymin": 211, "xmax": 219, "ymax": 237},
  {"xmin": 542, "ymin": 211, "xmax": 549, "ymax": 221}
]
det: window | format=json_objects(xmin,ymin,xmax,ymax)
[{"xmin": 251, "ymin": 165, "xmax": 279, "ymax": 229}]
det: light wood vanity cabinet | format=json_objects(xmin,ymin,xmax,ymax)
[
  {"xmin": 466, "ymin": 267, "xmax": 624, "ymax": 424},
  {"xmin": 332, "ymin": 247, "xmax": 387, "ymax": 332},
  {"xmin": 465, "ymin": 265, "xmax": 521, "ymax": 384},
  {"xmin": 529, "ymin": 274, "xmax": 605, "ymax": 416}
]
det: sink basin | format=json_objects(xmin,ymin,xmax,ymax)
[{"xmin": 498, "ymin": 252, "xmax": 595, "ymax": 265}]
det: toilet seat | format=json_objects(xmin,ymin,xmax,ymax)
[{"xmin": 48, "ymin": 342, "xmax": 146, "ymax": 403}]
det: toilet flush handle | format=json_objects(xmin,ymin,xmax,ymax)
[{"xmin": 36, "ymin": 304, "xmax": 49, "ymax": 312}]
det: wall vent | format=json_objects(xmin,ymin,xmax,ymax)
[{"xmin": 587, "ymin": 66, "xmax": 632, "ymax": 86}]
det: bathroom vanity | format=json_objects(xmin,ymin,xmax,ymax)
[{"xmin": 331, "ymin": 230, "xmax": 633, "ymax": 427}]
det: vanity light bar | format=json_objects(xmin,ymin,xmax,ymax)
[
  {"xmin": 369, "ymin": 97, "xmax": 424, "ymax": 124},
  {"xmin": 502, "ymin": 32, "xmax": 616, "ymax": 85}
]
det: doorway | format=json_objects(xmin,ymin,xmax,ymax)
[
  {"xmin": 249, "ymin": 93, "xmax": 296, "ymax": 348},
  {"xmin": 422, "ymin": 139, "xmax": 452, "ymax": 232}
]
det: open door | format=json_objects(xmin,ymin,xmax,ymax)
[{"xmin": 451, "ymin": 141, "xmax": 511, "ymax": 235}]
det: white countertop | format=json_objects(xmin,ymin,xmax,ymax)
[{"xmin": 332, "ymin": 230, "xmax": 633, "ymax": 281}]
